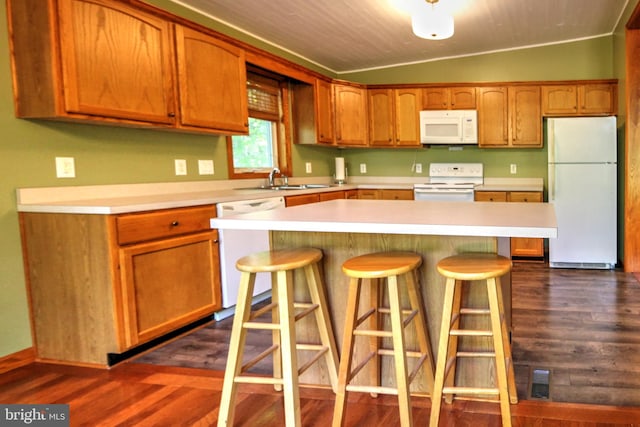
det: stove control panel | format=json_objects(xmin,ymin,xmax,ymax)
[{"xmin": 429, "ymin": 163, "xmax": 483, "ymax": 178}]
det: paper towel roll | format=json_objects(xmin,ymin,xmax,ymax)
[{"xmin": 335, "ymin": 157, "xmax": 345, "ymax": 181}]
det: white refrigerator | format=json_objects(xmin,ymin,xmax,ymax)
[{"xmin": 547, "ymin": 116, "xmax": 617, "ymax": 269}]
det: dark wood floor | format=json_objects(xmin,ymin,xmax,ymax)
[
  {"xmin": 5, "ymin": 262, "xmax": 640, "ymax": 425},
  {"xmin": 135, "ymin": 262, "xmax": 640, "ymax": 407}
]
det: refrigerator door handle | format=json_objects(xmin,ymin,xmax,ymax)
[{"xmin": 549, "ymin": 165, "xmax": 555, "ymax": 201}]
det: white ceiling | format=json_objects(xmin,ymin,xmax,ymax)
[{"xmin": 172, "ymin": 0, "xmax": 630, "ymax": 74}]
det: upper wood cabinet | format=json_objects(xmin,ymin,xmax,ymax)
[
  {"xmin": 174, "ymin": 25, "xmax": 248, "ymax": 133},
  {"xmin": 334, "ymin": 83, "xmax": 368, "ymax": 146},
  {"xmin": 422, "ymin": 87, "xmax": 476, "ymax": 110},
  {"xmin": 7, "ymin": 0, "xmax": 248, "ymax": 134},
  {"xmin": 541, "ymin": 83, "xmax": 617, "ymax": 116},
  {"xmin": 368, "ymin": 88, "xmax": 421, "ymax": 147},
  {"xmin": 478, "ymin": 86, "xmax": 541, "ymax": 148},
  {"xmin": 315, "ymin": 79, "xmax": 335, "ymax": 144}
]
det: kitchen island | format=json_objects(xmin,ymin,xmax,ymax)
[{"xmin": 210, "ymin": 199, "xmax": 557, "ymax": 396}]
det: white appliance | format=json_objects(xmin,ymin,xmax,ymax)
[
  {"xmin": 214, "ymin": 196, "xmax": 286, "ymax": 319},
  {"xmin": 419, "ymin": 110, "xmax": 478, "ymax": 145},
  {"xmin": 547, "ymin": 116, "xmax": 617, "ymax": 269},
  {"xmin": 413, "ymin": 163, "xmax": 483, "ymax": 202}
]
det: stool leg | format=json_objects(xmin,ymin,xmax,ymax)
[
  {"xmin": 495, "ymin": 276, "xmax": 518, "ymax": 404},
  {"xmin": 487, "ymin": 277, "xmax": 513, "ymax": 427},
  {"xmin": 369, "ymin": 278, "xmax": 382, "ymax": 396},
  {"xmin": 405, "ymin": 269, "xmax": 435, "ymax": 392},
  {"xmin": 443, "ymin": 279, "xmax": 463, "ymax": 404},
  {"xmin": 332, "ymin": 277, "xmax": 362, "ymax": 427},
  {"xmin": 276, "ymin": 269, "xmax": 301, "ymax": 427},
  {"xmin": 271, "ymin": 271, "xmax": 283, "ymax": 392},
  {"xmin": 387, "ymin": 274, "xmax": 413, "ymax": 427},
  {"xmin": 217, "ymin": 272, "xmax": 256, "ymax": 427},
  {"xmin": 304, "ymin": 262, "xmax": 340, "ymax": 392},
  {"xmin": 429, "ymin": 277, "xmax": 457, "ymax": 427}
]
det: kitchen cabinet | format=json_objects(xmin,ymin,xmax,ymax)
[
  {"xmin": 7, "ymin": 0, "xmax": 248, "ymax": 135},
  {"xmin": 319, "ymin": 190, "xmax": 346, "ymax": 201},
  {"xmin": 316, "ymin": 79, "xmax": 336, "ymax": 144},
  {"xmin": 541, "ymin": 83, "xmax": 617, "ymax": 116},
  {"xmin": 19, "ymin": 205, "xmax": 221, "ymax": 366},
  {"xmin": 285, "ymin": 193, "xmax": 320, "ymax": 206},
  {"xmin": 478, "ymin": 86, "xmax": 542, "ymax": 148},
  {"xmin": 356, "ymin": 189, "xmax": 414, "ymax": 200},
  {"xmin": 422, "ymin": 87, "xmax": 476, "ymax": 110},
  {"xmin": 292, "ymin": 78, "xmax": 335, "ymax": 145},
  {"xmin": 368, "ymin": 88, "xmax": 421, "ymax": 147},
  {"xmin": 475, "ymin": 190, "xmax": 544, "ymax": 258},
  {"xmin": 334, "ymin": 83, "xmax": 369, "ymax": 146},
  {"xmin": 174, "ymin": 25, "xmax": 248, "ymax": 133}
]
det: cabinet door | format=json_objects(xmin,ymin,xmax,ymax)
[
  {"xmin": 450, "ymin": 87, "xmax": 476, "ymax": 109},
  {"xmin": 319, "ymin": 191, "xmax": 345, "ymax": 201},
  {"xmin": 509, "ymin": 86, "xmax": 542, "ymax": 147},
  {"xmin": 474, "ymin": 191, "xmax": 507, "ymax": 202},
  {"xmin": 119, "ymin": 231, "xmax": 221, "ymax": 347},
  {"xmin": 57, "ymin": 0, "xmax": 175, "ymax": 123},
  {"xmin": 380, "ymin": 189, "xmax": 414, "ymax": 200},
  {"xmin": 422, "ymin": 88, "xmax": 449, "ymax": 109},
  {"xmin": 395, "ymin": 88, "xmax": 422, "ymax": 146},
  {"xmin": 315, "ymin": 79, "xmax": 335, "ymax": 144},
  {"xmin": 357, "ymin": 189, "xmax": 381, "ymax": 199},
  {"xmin": 285, "ymin": 194, "xmax": 320, "ymax": 206},
  {"xmin": 368, "ymin": 89, "xmax": 395, "ymax": 146},
  {"xmin": 478, "ymin": 87, "xmax": 508, "ymax": 147},
  {"xmin": 334, "ymin": 84, "xmax": 368, "ymax": 146},
  {"xmin": 541, "ymin": 85, "xmax": 578, "ymax": 115},
  {"xmin": 579, "ymin": 84, "xmax": 616, "ymax": 115},
  {"xmin": 175, "ymin": 25, "xmax": 248, "ymax": 133},
  {"xmin": 508, "ymin": 192, "xmax": 544, "ymax": 257}
]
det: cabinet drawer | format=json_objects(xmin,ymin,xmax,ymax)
[
  {"xmin": 474, "ymin": 191, "xmax": 507, "ymax": 202},
  {"xmin": 117, "ymin": 205, "xmax": 217, "ymax": 245},
  {"xmin": 508, "ymin": 192, "xmax": 542, "ymax": 203}
]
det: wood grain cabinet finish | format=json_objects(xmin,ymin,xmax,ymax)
[
  {"xmin": 333, "ymin": 83, "xmax": 369, "ymax": 146},
  {"xmin": 541, "ymin": 83, "xmax": 617, "ymax": 116},
  {"xmin": 475, "ymin": 190, "xmax": 544, "ymax": 258},
  {"xmin": 285, "ymin": 190, "xmax": 346, "ymax": 206},
  {"xmin": 478, "ymin": 86, "xmax": 542, "ymax": 148},
  {"xmin": 368, "ymin": 88, "xmax": 421, "ymax": 147},
  {"xmin": 422, "ymin": 87, "xmax": 476, "ymax": 110},
  {"xmin": 19, "ymin": 205, "xmax": 221, "ymax": 366},
  {"xmin": 315, "ymin": 79, "xmax": 335, "ymax": 144},
  {"xmin": 356, "ymin": 189, "xmax": 414, "ymax": 200},
  {"xmin": 7, "ymin": 0, "xmax": 248, "ymax": 135}
]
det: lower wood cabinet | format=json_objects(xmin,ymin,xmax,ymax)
[
  {"xmin": 475, "ymin": 190, "xmax": 544, "ymax": 258},
  {"xmin": 19, "ymin": 205, "xmax": 221, "ymax": 366},
  {"xmin": 285, "ymin": 190, "xmax": 346, "ymax": 206},
  {"xmin": 356, "ymin": 189, "xmax": 414, "ymax": 200}
]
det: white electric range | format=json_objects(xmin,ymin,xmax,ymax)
[{"xmin": 413, "ymin": 163, "xmax": 483, "ymax": 202}]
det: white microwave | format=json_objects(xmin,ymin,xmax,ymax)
[{"xmin": 419, "ymin": 109, "xmax": 478, "ymax": 145}]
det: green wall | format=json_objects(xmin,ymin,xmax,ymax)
[{"xmin": 0, "ymin": 0, "xmax": 636, "ymax": 358}]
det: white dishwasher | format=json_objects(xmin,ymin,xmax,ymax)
[{"xmin": 214, "ymin": 196, "xmax": 286, "ymax": 320}]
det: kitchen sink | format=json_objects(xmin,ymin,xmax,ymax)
[{"xmin": 235, "ymin": 184, "xmax": 331, "ymax": 191}]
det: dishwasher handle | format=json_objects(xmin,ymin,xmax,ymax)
[{"xmin": 218, "ymin": 197, "xmax": 285, "ymax": 216}]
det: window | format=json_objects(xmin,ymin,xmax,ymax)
[{"xmin": 228, "ymin": 68, "xmax": 291, "ymax": 179}]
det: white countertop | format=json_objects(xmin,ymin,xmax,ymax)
[{"xmin": 209, "ymin": 199, "xmax": 557, "ymax": 239}]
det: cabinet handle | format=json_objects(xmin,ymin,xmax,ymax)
[
  {"xmin": 213, "ymin": 239, "xmax": 219, "ymax": 243},
  {"xmin": 167, "ymin": 112, "xmax": 176, "ymax": 118},
  {"xmin": 171, "ymin": 221, "xmax": 179, "ymax": 227}
]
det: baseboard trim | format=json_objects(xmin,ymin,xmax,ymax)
[{"xmin": 0, "ymin": 347, "xmax": 36, "ymax": 374}]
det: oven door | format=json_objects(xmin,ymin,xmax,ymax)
[{"xmin": 413, "ymin": 188, "xmax": 475, "ymax": 202}]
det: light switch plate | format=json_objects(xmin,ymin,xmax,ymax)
[
  {"xmin": 198, "ymin": 159, "xmax": 214, "ymax": 175},
  {"xmin": 175, "ymin": 159, "xmax": 187, "ymax": 176},
  {"xmin": 305, "ymin": 162, "xmax": 312, "ymax": 173},
  {"xmin": 360, "ymin": 163, "xmax": 367, "ymax": 174},
  {"xmin": 55, "ymin": 157, "xmax": 75, "ymax": 178}
]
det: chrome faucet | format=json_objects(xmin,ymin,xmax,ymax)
[{"xmin": 268, "ymin": 167, "xmax": 280, "ymax": 187}]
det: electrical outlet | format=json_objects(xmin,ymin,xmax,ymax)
[
  {"xmin": 360, "ymin": 163, "xmax": 367, "ymax": 174},
  {"xmin": 305, "ymin": 162, "xmax": 312, "ymax": 173},
  {"xmin": 415, "ymin": 163, "xmax": 422, "ymax": 173},
  {"xmin": 55, "ymin": 157, "xmax": 75, "ymax": 178},
  {"xmin": 175, "ymin": 159, "xmax": 187, "ymax": 176},
  {"xmin": 510, "ymin": 164, "xmax": 517, "ymax": 174},
  {"xmin": 198, "ymin": 159, "xmax": 214, "ymax": 175}
]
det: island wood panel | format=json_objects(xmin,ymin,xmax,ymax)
[
  {"xmin": 625, "ymin": 28, "xmax": 640, "ymax": 272},
  {"xmin": 270, "ymin": 230, "xmax": 507, "ymax": 399}
]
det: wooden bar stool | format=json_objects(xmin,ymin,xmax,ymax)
[
  {"xmin": 217, "ymin": 248, "xmax": 339, "ymax": 427},
  {"xmin": 430, "ymin": 253, "xmax": 517, "ymax": 427},
  {"xmin": 332, "ymin": 252, "xmax": 435, "ymax": 427}
]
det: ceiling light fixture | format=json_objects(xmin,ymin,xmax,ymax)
[{"xmin": 411, "ymin": 0, "xmax": 454, "ymax": 40}]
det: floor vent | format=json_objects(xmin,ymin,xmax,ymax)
[{"xmin": 529, "ymin": 367, "xmax": 552, "ymax": 400}]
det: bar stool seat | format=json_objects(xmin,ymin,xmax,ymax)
[
  {"xmin": 217, "ymin": 248, "xmax": 339, "ymax": 427},
  {"xmin": 430, "ymin": 253, "xmax": 517, "ymax": 427},
  {"xmin": 333, "ymin": 252, "xmax": 435, "ymax": 427}
]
